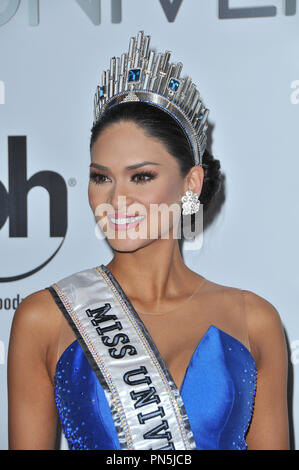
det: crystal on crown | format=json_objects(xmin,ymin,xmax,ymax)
[
  {"xmin": 169, "ymin": 78, "xmax": 180, "ymax": 92},
  {"xmin": 93, "ymin": 31, "xmax": 209, "ymax": 167},
  {"xmin": 128, "ymin": 68, "xmax": 141, "ymax": 82}
]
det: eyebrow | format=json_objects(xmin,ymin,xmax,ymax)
[{"xmin": 89, "ymin": 161, "xmax": 162, "ymax": 171}]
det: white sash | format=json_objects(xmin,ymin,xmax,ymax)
[{"xmin": 49, "ymin": 264, "xmax": 197, "ymax": 451}]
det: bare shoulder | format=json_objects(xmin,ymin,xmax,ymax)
[
  {"xmin": 199, "ymin": 276, "xmax": 242, "ymax": 299},
  {"xmin": 12, "ymin": 288, "xmax": 60, "ymax": 328},
  {"xmin": 10, "ymin": 288, "xmax": 61, "ymax": 357},
  {"xmin": 241, "ymin": 289, "xmax": 287, "ymax": 368},
  {"xmin": 241, "ymin": 289, "xmax": 284, "ymax": 332},
  {"xmin": 198, "ymin": 278, "xmax": 287, "ymax": 368},
  {"xmin": 203, "ymin": 278, "xmax": 283, "ymax": 330}
]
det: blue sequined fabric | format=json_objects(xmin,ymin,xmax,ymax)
[{"xmin": 54, "ymin": 325, "xmax": 257, "ymax": 450}]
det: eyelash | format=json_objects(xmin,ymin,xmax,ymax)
[{"xmin": 89, "ymin": 171, "xmax": 157, "ymax": 185}]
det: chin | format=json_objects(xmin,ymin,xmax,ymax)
[{"xmin": 107, "ymin": 237, "xmax": 153, "ymax": 253}]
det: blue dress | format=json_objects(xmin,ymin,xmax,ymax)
[{"xmin": 54, "ymin": 324, "xmax": 257, "ymax": 450}]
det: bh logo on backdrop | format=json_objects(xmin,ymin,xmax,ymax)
[
  {"xmin": 0, "ymin": 0, "xmax": 297, "ymax": 26},
  {"xmin": 0, "ymin": 137, "xmax": 68, "ymax": 282}
]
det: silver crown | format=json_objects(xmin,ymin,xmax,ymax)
[{"xmin": 93, "ymin": 31, "xmax": 209, "ymax": 166}]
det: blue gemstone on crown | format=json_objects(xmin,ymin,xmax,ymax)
[
  {"xmin": 199, "ymin": 113, "xmax": 204, "ymax": 120},
  {"xmin": 128, "ymin": 68, "xmax": 141, "ymax": 82},
  {"xmin": 169, "ymin": 78, "xmax": 180, "ymax": 92},
  {"xmin": 99, "ymin": 86, "xmax": 105, "ymax": 99}
]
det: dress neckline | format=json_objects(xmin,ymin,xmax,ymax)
[
  {"xmin": 54, "ymin": 323, "xmax": 257, "ymax": 395},
  {"xmin": 97, "ymin": 264, "xmax": 257, "ymax": 394}
]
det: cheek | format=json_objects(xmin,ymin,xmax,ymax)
[
  {"xmin": 88, "ymin": 183, "xmax": 101, "ymax": 211},
  {"xmin": 144, "ymin": 178, "xmax": 181, "ymax": 206},
  {"xmin": 140, "ymin": 179, "xmax": 182, "ymax": 233}
]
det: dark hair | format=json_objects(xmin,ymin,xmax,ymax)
[{"xmin": 90, "ymin": 102, "xmax": 222, "ymax": 213}]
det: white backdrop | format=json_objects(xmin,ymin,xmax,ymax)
[{"xmin": 0, "ymin": 0, "xmax": 298, "ymax": 450}]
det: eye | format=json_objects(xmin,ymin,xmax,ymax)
[
  {"xmin": 89, "ymin": 170, "xmax": 157, "ymax": 185},
  {"xmin": 89, "ymin": 172, "xmax": 110, "ymax": 184},
  {"xmin": 131, "ymin": 171, "xmax": 157, "ymax": 184}
]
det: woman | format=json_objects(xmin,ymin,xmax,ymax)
[{"xmin": 7, "ymin": 31, "xmax": 289, "ymax": 450}]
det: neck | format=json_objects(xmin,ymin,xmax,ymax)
[{"xmin": 105, "ymin": 238, "xmax": 195, "ymax": 306}]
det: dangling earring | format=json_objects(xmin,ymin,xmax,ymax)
[{"xmin": 181, "ymin": 189, "xmax": 200, "ymax": 215}]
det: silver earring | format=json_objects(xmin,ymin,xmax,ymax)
[{"xmin": 181, "ymin": 189, "xmax": 200, "ymax": 215}]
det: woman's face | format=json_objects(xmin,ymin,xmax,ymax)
[{"xmin": 88, "ymin": 120, "xmax": 187, "ymax": 252}]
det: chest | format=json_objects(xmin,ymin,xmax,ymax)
[
  {"xmin": 136, "ymin": 311, "xmax": 211, "ymax": 389},
  {"xmin": 54, "ymin": 330, "xmax": 257, "ymax": 450}
]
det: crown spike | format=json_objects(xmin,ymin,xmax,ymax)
[
  {"xmin": 128, "ymin": 37, "xmax": 136, "ymax": 68},
  {"xmin": 164, "ymin": 63, "xmax": 176, "ymax": 96},
  {"xmin": 197, "ymin": 109, "xmax": 209, "ymax": 134},
  {"xmin": 133, "ymin": 50, "xmax": 140, "ymax": 69},
  {"xmin": 150, "ymin": 53, "xmax": 162, "ymax": 92},
  {"xmin": 198, "ymin": 131, "xmax": 206, "ymax": 150},
  {"xmin": 136, "ymin": 31, "xmax": 144, "ymax": 51},
  {"xmin": 177, "ymin": 77, "xmax": 192, "ymax": 106},
  {"xmin": 119, "ymin": 53, "xmax": 127, "ymax": 92},
  {"xmin": 185, "ymin": 86, "xmax": 197, "ymax": 115},
  {"xmin": 174, "ymin": 62, "xmax": 183, "ymax": 79},
  {"xmin": 115, "ymin": 57, "xmax": 120, "ymax": 93},
  {"xmin": 142, "ymin": 35, "xmax": 150, "ymax": 59},
  {"xmin": 189, "ymin": 98, "xmax": 201, "ymax": 122}
]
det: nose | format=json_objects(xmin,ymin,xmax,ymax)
[{"xmin": 107, "ymin": 181, "xmax": 135, "ymax": 215}]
